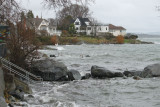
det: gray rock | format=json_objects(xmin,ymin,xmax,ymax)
[
  {"xmin": 141, "ymin": 63, "xmax": 160, "ymax": 78},
  {"xmin": 123, "ymin": 76, "xmax": 128, "ymax": 79},
  {"xmin": 9, "ymin": 91, "xmax": 24, "ymax": 101},
  {"xmin": 81, "ymin": 73, "xmax": 91, "ymax": 80},
  {"xmin": 91, "ymin": 65, "xmax": 114, "ymax": 78},
  {"xmin": 85, "ymin": 55, "xmax": 90, "ymax": 57},
  {"xmin": 9, "ymin": 96, "xmax": 16, "ymax": 102},
  {"xmin": 0, "ymin": 97, "xmax": 7, "ymax": 107},
  {"xmin": 133, "ymin": 76, "xmax": 142, "ymax": 80},
  {"xmin": 123, "ymin": 70, "xmax": 142, "ymax": 77},
  {"xmin": 8, "ymin": 103, "xmax": 14, "ymax": 107},
  {"xmin": 50, "ymin": 55, "xmax": 56, "ymax": 57},
  {"xmin": 31, "ymin": 58, "xmax": 68, "ymax": 81},
  {"xmin": 4, "ymin": 73, "xmax": 16, "ymax": 92},
  {"xmin": 67, "ymin": 70, "xmax": 81, "ymax": 81},
  {"xmin": 114, "ymin": 72, "xmax": 124, "ymax": 77}
]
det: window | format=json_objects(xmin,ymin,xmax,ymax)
[
  {"xmin": 87, "ymin": 27, "xmax": 91, "ymax": 30},
  {"xmin": 75, "ymin": 22, "xmax": 79, "ymax": 25},
  {"xmin": 76, "ymin": 27, "xmax": 79, "ymax": 30},
  {"xmin": 80, "ymin": 27, "xmax": 86, "ymax": 30},
  {"xmin": 106, "ymin": 27, "xmax": 108, "ymax": 30},
  {"xmin": 99, "ymin": 27, "xmax": 101, "ymax": 31}
]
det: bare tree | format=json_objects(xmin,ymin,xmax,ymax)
[
  {"xmin": 43, "ymin": 0, "xmax": 94, "ymax": 8},
  {"xmin": 0, "ymin": 0, "xmax": 21, "ymax": 23},
  {"xmin": 57, "ymin": 4, "xmax": 91, "ymax": 20},
  {"xmin": 1, "ymin": 0, "xmax": 41, "ymax": 68},
  {"xmin": 7, "ymin": 20, "xmax": 41, "ymax": 68}
]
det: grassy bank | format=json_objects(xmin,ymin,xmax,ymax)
[{"xmin": 37, "ymin": 36, "xmax": 151, "ymax": 45}]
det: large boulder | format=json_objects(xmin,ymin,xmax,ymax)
[
  {"xmin": 91, "ymin": 66, "xmax": 114, "ymax": 78},
  {"xmin": 31, "ymin": 58, "xmax": 68, "ymax": 81},
  {"xmin": 123, "ymin": 70, "xmax": 142, "ymax": 77},
  {"xmin": 67, "ymin": 70, "xmax": 81, "ymax": 81},
  {"xmin": 141, "ymin": 63, "xmax": 160, "ymax": 78}
]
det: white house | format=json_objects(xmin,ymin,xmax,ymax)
[
  {"xmin": 74, "ymin": 17, "xmax": 92, "ymax": 35},
  {"xmin": 108, "ymin": 24, "xmax": 126, "ymax": 36},
  {"xmin": 91, "ymin": 24, "xmax": 109, "ymax": 36},
  {"xmin": 73, "ymin": 17, "xmax": 126, "ymax": 36},
  {"xmin": 26, "ymin": 18, "xmax": 61, "ymax": 36}
]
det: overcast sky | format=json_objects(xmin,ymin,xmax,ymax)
[{"xmin": 17, "ymin": 0, "xmax": 160, "ymax": 34}]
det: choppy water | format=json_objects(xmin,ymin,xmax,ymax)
[{"xmin": 25, "ymin": 37, "xmax": 160, "ymax": 107}]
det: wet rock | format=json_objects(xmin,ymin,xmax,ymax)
[
  {"xmin": 42, "ymin": 54, "xmax": 48, "ymax": 58},
  {"xmin": 15, "ymin": 86, "xmax": 23, "ymax": 92},
  {"xmin": 27, "ymin": 94, "xmax": 34, "ymax": 98},
  {"xmin": 67, "ymin": 70, "xmax": 81, "ymax": 81},
  {"xmin": 50, "ymin": 55, "xmax": 56, "ymax": 57},
  {"xmin": 31, "ymin": 58, "xmax": 68, "ymax": 81},
  {"xmin": 133, "ymin": 76, "xmax": 142, "ymax": 80},
  {"xmin": 71, "ymin": 64, "xmax": 81, "ymax": 67},
  {"xmin": 81, "ymin": 73, "xmax": 91, "ymax": 80},
  {"xmin": 4, "ymin": 73, "xmax": 16, "ymax": 92},
  {"xmin": 91, "ymin": 65, "xmax": 114, "ymax": 78},
  {"xmin": 141, "ymin": 63, "xmax": 160, "ymax": 78},
  {"xmin": 85, "ymin": 55, "xmax": 90, "ymax": 57},
  {"xmin": 123, "ymin": 70, "xmax": 142, "ymax": 77},
  {"xmin": 0, "ymin": 97, "xmax": 7, "ymax": 107},
  {"xmin": 123, "ymin": 76, "xmax": 128, "ymax": 79},
  {"xmin": 9, "ymin": 96, "xmax": 16, "ymax": 102},
  {"xmin": 9, "ymin": 91, "xmax": 24, "ymax": 101},
  {"xmin": 8, "ymin": 103, "xmax": 14, "ymax": 107},
  {"xmin": 114, "ymin": 72, "xmax": 124, "ymax": 77}
]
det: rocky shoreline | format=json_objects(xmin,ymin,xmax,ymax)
[
  {"xmin": 31, "ymin": 58, "xmax": 160, "ymax": 81},
  {"xmin": 2, "ymin": 58, "xmax": 160, "ymax": 106}
]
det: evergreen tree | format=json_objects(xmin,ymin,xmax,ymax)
[
  {"xmin": 20, "ymin": 11, "xmax": 26, "ymax": 20},
  {"xmin": 69, "ymin": 24, "xmax": 76, "ymax": 34},
  {"xmin": 27, "ymin": 10, "xmax": 34, "ymax": 18}
]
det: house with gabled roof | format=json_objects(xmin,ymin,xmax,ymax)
[
  {"xmin": 25, "ymin": 17, "xmax": 61, "ymax": 36},
  {"xmin": 73, "ymin": 17, "xmax": 126, "ymax": 36},
  {"xmin": 74, "ymin": 17, "xmax": 92, "ymax": 35},
  {"xmin": 108, "ymin": 24, "xmax": 126, "ymax": 36}
]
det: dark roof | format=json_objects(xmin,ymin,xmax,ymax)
[
  {"xmin": 109, "ymin": 24, "xmax": 126, "ymax": 30},
  {"xmin": 77, "ymin": 17, "xmax": 90, "ymax": 27},
  {"xmin": 26, "ymin": 18, "xmax": 43, "ymax": 29}
]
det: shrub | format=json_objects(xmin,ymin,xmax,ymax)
[
  {"xmin": 104, "ymin": 33, "xmax": 115, "ymax": 40},
  {"xmin": 37, "ymin": 36, "xmax": 52, "ymax": 45},
  {"xmin": 51, "ymin": 35, "xmax": 58, "ymax": 45},
  {"xmin": 116, "ymin": 35, "xmax": 124, "ymax": 44},
  {"xmin": 62, "ymin": 30, "xmax": 70, "ymax": 36}
]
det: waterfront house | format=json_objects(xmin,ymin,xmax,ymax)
[
  {"xmin": 108, "ymin": 24, "xmax": 126, "ymax": 36},
  {"xmin": 73, "ymin": 17, "xmax": 126, "ymax": 36},
  {"xmin": 25, "ymin": 17, "xmax": 61, "ymax": 36},
  {"xmin": 74, "ymin": 17, "xmax": 92, "ymax": 35}
]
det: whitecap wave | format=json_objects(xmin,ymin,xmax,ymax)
[
  {"xmin": 154, "ymin": 42, "xmax": 160, "ymax": 44},
  {"xmin": 56, "ymin": 46, "xmax": 65, "ymax": 50}
]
